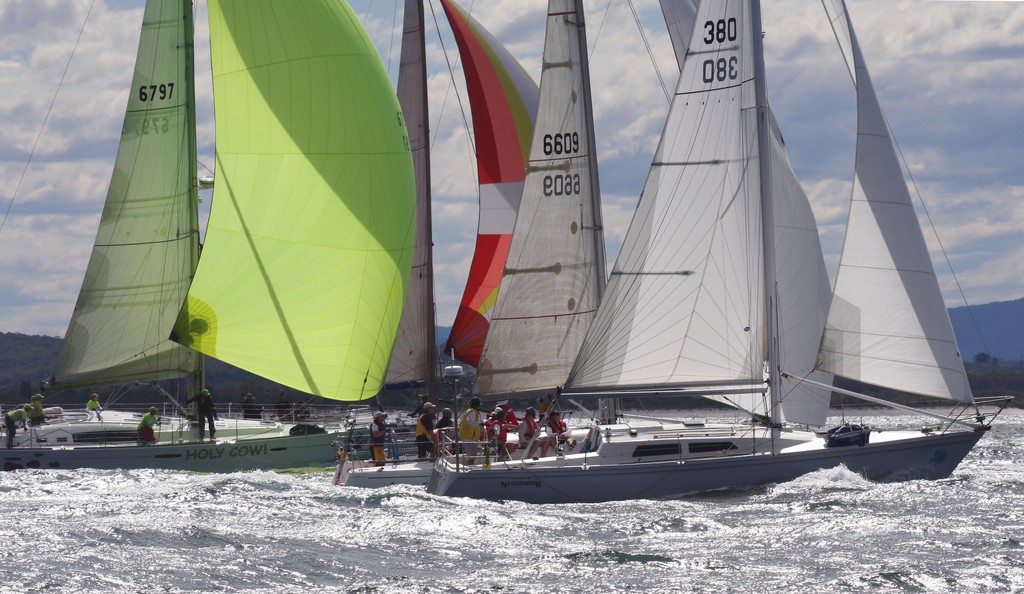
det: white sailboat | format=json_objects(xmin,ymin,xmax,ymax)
[
  {"xmin": 426, "ymin": 0, "xmax": 1006, "ymax": 503},
  {"xmin": 7, "ymin": 0, "xmax": 415, "ymax": 473}
]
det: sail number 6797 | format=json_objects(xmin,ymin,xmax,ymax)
[{"xmin": 138, "ymin": 83, "xmax": 175, "ymax": 102}]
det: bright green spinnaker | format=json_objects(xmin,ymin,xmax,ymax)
[{"xmin": 171, "ymin": 0, "xmax": 416, "ymax": 401}]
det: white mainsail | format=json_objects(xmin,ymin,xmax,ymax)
[
  {"xmin": 568, "ymin": 0, "xmax": 765, "ymax": 391},
  {"xmin": 54, "ymin": 0, "xmax": 199, "ymax": 388},
  {"xmin": 475, "ymin": 0, "xmax": 606, "ymax": 397},
  {"xmin": 657, "ymin": 0, "xmax": 833, "ymax": 425},
  {"xmin": 818, "ymin": 0, "xmax": 973, "ymax": 404}
]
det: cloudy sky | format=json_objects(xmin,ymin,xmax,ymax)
[{"xmin": 0, "ymin": 0, "xmax": 1021, "ymax": 339}]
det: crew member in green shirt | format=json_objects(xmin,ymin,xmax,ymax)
[
  {"xmin": 138, "ymin": 407, "xmax": 160, "ymax": 445},
  {"xmin": 86, "ymin": 393, "xmax": 103, "ymax": 420},
  {"xmin": 4, "ymin": 405, "xmax": 31, "ymax": 448}
]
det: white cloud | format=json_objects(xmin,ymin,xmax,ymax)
[{"xmin": 0, "ymin": 0, "xmax": 1021, "ymax": 341}]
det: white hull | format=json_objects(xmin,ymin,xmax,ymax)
[
  {"xmin": 335, "ymin": 459, "xmax": 433, "ymax": 487},
  {"xmin": 427, "ymin": 426, "xmax": 987, "ymax": 503},
  {"xmin": 1, "ymin": 431, "xmax": 340, "ymax": 473}
]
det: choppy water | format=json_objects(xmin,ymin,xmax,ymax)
[{"xmin": 1, "ymin": 411, "xmax": 1023, "ymax": 593}]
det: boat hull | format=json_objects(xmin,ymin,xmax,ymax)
[
  {"xmin": 1, "ymin": 432, "xmax": 340, "ymax": 473},
  {"xmin": 426, "ymin": 429, "xmax": 986, "ymax": 503},
  {"xmin": 335, "ymin": 459, "xmax": 433, "ymax": 487}
]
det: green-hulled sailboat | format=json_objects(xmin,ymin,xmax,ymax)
[{"xmin": 8, "ymin": 0, "xmax": 415, "ymax": 472}]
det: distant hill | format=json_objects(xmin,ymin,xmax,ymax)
[
  {"xmin": 0, "ymin": 305, "xmax": 1019, "ymax": 405},
  {"xmin": 949, "ymin": 297, "xmax": 1024, "ymax": 365}
]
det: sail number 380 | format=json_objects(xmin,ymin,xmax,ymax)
[{"xmin": 702, "ymin": 18, "xmax": 738, "ymax": 83}]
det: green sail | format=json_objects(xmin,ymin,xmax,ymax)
[
  {"xmin": 54, "ymin": 0, "xmax": 199, "ymax": 388},
  {"xmin": 173, "ymin": 0, "xmax": 415, "ymax": 400}
]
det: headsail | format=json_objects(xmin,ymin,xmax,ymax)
[
  {"xmin": 818, "ymin": 0, "xmax": 972, "ymax": 404},
  {"xmin": 440, "ymin": 0, "xmax": 539, "ymax": 368},
  {"xmin": 172, "ymin": 0, "xmax": 415, "ymax": 401},
  {"xmin": 475, "ymin": 0, "xmax": 606, "ymax": 398},
  {"xmin": 568, "ymin": 1, "xmax": 765, "ymax": 391},
  {"xmin": 386, "ymin": 0, "xmax": 438, "ymax": 397},
  {"xmin": 54, "ymin": 0, "xmax": 199, "ymax": 388}
]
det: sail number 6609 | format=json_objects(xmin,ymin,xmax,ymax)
[
  {"xmin": 543, "ymin": 173, "xmax": 581, "ymax": 197},
  {"xmin": 543, "ymin": 132, "xmax": 579, "ymax": 156}
]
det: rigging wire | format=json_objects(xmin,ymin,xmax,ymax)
[
  {"xmin": 588, "ymin": 0, "xmax": 614, "ymax": 61},
  {"xmin": 626, "ymin": 0, "xmax": 671, "ymax": 104},
  {"xmin": 888, "ymin": 116, "xmax": 991, "ymax": 357},
  {"xmin": 428, "ymin": 0, "xmax": 478, "ymax": 186},
  {"xmin": 386, "ymin": 0, "xmax": 400, "ymax": 74},
  {"xmin": 0, "ymin": 0, "xmax": 97, "ymax": 237}
]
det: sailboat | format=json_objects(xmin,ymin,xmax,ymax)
[
  {"xmin": 334, "ymin": 0, "xmax": 540, "ymax": 488},
  {"xmin": 426, "ymin": 0, "xmax": 1007, "ymax": 503},
  {"xmin": 7, "ymin": 0, "xmax": 415, "ymax": 472}
]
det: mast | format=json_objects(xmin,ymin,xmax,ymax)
[
  {"xmin": 749, "ymin": 0, "xmax": 782, "ymax": 427},
  {"xmin": 183, "ymin": 0, "xmax": 204, "ymax": 400},
  {"xmin": 570, "ymin": 0, "xmax": 614, "ymax": 424}
]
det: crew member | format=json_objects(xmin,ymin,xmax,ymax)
[
  {"xmin": 458, "ymin": 397, "xmax": 485, "ymax": 465},
  {"xmin": 545, "ymin": 410, "xmax": 576, "ymax": 453},
  {"xmin": 86, "ymin": 393, "xmax": 103, "ymax": 420},
  {"xmin": 187, "ymin": 388, "xmax": 219, "ymax": 441},
  {"xmin": 369, "ymin": 412, "xmax": 389, "ymax": 466},
  {"xmin": 4, "ymin": 405, "xmax": 31, "ymax": 448},
  {"xmin": 27, "ymin": 394, "xmax": 46, "ymax": 426},
  {"xmin": 138, "ymin": 406, "xmax": 160, "ymax": 445},
  {"xmin": 415, "ymin": 402, "xmax": 437, "ymax": 459}
]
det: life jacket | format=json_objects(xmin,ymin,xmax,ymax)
[
  {"xmin": 459, "ymin": 408, "xmax": 483, "ymax": 441},
  {"xmin": 416, "ymin": 413, "xmax": 434, "ymax": 439},
  {"xmin": 519, "ymin": 416, "xmax": 537, "ymax": 440},
  {"xmin": 547, "ymin": 419, "xmax": 568, "ymax": 436},
  {"xmin": 486, "ymin": 417, "xmax": 506, "ymax": 443}
]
